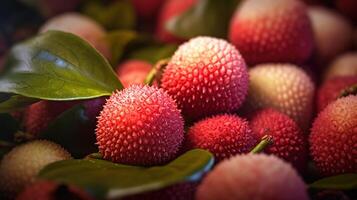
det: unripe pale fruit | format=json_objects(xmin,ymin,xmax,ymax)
[
  {"xmin": 324, "ymin": 52, "xmax": 357, "ymax": 80},
  {"xmin": 196, "ymin": 154, "xmax": 309, "ymax": 200},
  {"xmin": 161, "ymin": 37, "xmax": 249, "ymax": 121},
  {"xmin": 0, "ymin": 140, "xmax": 71, "ymax": 199},
  {"xmin": 116, "ymin": 60, "xmax": 152, "ymax": 87},
  {"xmin": 308, "ymin": 6, "xmax": 353, "ymax": 64},
  {"xmin": 243, "ymin": 64, "xmax": 315, "ymax": 130},
  {"xmin": 310, "ymin": 95, "xmax": 357, "ymax": 176},
  {"xmin": 249, "ymin": 109, "xmax": 308, "ymax": 171},
  {"xmin": 186, "ymin": 114, "xmax": 257, "ymax": 162},
  {"xmin": 39, "ymin": 13, "xmax": 111, "ymax": 59},
  {"xmin": 96, "ymin": 85, "xmax": 184, "ymax": 166},
  {"xmin": 229, "ymin": 0, "xmax": 314, "ymax": 65}
]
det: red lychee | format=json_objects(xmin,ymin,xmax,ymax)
[
  {"xmin": 229, "ymin": 0, "xmax": 314, "ymax": 65},
  {"xmin": 316, "ymin": 76, "xmax": 357, "ymax": 112},
  {"xmin": 131, "ymin": 0, "xmax": 166, "ymax": 20},
  {"xmin": 161, "ymin": 36, "xmax": 249, "ymax": 121},
  {"xmin": 310, "ymin": 95, "xmax": 357, "ymax": 176},
  {"xmin": 196, "ymin": 154, "xmax": 309, "ymax": 200},
  {"xmin": 116, "ymin": 60, "xmax": 152, "ymax": 88},
  {"xmin": 16, "ymin": 181, "xmax": 93, "ymax": 200},
  {"xmin": 156, "ymin": 0, "xmax": 197, "ymax": 43},
  {"xmin": 185, "ymin": 114, "xmax": 257, "ymax": 162},
  {"xmin": 249, "ymin": 109, "xmax": 308, "ymax": 171},
  {"xmin": 96, "ymin": 85, "xmax": 184, "ymax": 166},
  {"xmin": 324, "ymin": 52, "xmax": 357, "ymax": 80}
]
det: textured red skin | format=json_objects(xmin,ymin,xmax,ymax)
[
  {"xmin": 229, "ymin": 0, "xmax": 314, "ymax": 66},
  {"xmin": 336, "ymin": 0, "xmax": 357, "ymax": 23},
  {"xmin": 161, "ymin": 37, "xmax": 249, "ymax": 121},
  {"xmin": 96, "ymin": 85, "xmax": 184, "ymax": 166},
  {"xmin": 250, "ymin": 109, "xmax": 308, "ymax": 172},
  {"xmin": 156, "ymin": 0, "xmax": 197, "ymax": 43},
  {"xmin": 310, "ymin": 95, "xmax": 357, "ymax": 176},
  {"xmin": 116, "ymin": 60, "xmax": 152, "ymax": 88},
  {"xmin": 316, "ymin": 76, "xmax": 357, "ymax": 112},
  {"xmin": 16, "ymin": 181, "xmax": 93, "ymax": 200},
  {"xmin": 186, "ymin": 114, "xmax": 257, "ymax": 162},
  {"xmin": 131, "ymin": 0, "xmax": 166, "ymax": 20}
]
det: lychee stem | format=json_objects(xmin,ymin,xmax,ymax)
[
  {"xmin": 144, "ymin": 58, "xmax": 169, "ymax": 86},
  {"xmin": 339, "ymin": 84, "xmax": 357, "ymax": 98},
  {"xmin": 14, "ymin": 131, "xmax": 35, "ymax": 142},
  {"xmin": 85, "ymin": 152, "xmax": 103, "ymax": 160},
  {"xmin": 250, "ymin": 135, "xmax": 273, "ymax": 154}
]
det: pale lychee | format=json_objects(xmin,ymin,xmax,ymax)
[
  {"xmin": 196, "ymin": 154, "xmax": 309, "ymax": 200},
  {"xmin": 242, "ymin": 64, "xmax": 315, "ymax": 130},
  {"xmin": 229, "ymin": 0, "xmax": 314, "ymax": 65},
  {"xmin": 161, "ymin": 36, "xmax": 249, "ymax": 121},
  {"xmin": 0, "ymin": 140, "xmax": 72, "ymax": 199},
  {"xmin": 309, "ymin": 95, "xmax": 357, "ymax": 176},
  {"xmin": 116, "ymin": 60, "xmax": 152, "ymax": 87},
  {"xmin": 324, "ymin": 52, "xmax": 357, "ymax": 80},
  {"xmin": 96, "ymin": 85, "xmax": 184, "ymax": 166}
]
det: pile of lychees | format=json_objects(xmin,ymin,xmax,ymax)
[{"xmin": 0, "ymin": 0, "xmax": 356, "ymax": 199}]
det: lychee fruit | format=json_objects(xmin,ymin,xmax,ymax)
[
  {"xmin": 0, "ymin": 140, "xmax": 72, "ymax": 199},
  {"xmin": 324, "ymin": 52, "xmax": 357, "ymax": 80},
  {"xmin": 116, "ymin": 60, "xmax": 152, "ymax": 87},
  {"xmin": 196, "ymin": 154, "xmax": 309, "ymax": 200},
  {"xmin": 96, "ymin": 85, "xmax": 184, "ymax": 166},
  {"xmin": 16, "ymin": 181, "xmax": 93, "ymax": 200},
  {"xmin": 131, "ymin": 0, "xmax": 165, "ymax": 20},
  {"xmin": 161, "ymin": 36, "xmax": 249, "ymax": 121},
  {"xmin": 39, "ymin": 13, "xmax": 111, "ymax": 59},
  {"xmin": 308, "ymin": 6, "xmax": 353, "ymax": 64},
  {"xmin": 242, "ymin": 64, "xmax": 315, "ymax": 130},
  {"xmin": 249, "ymin": 109, "xmax": 308, "ymax": 171},
  {"xmin": 309, "ymin": 95, "xmax": 357, "ymax": 176},
  {"xmin": 228, "ymin": 0, "xmax": 314, "ymax": 65},
  {"xmin": 316, "ymin": 76, "xmax": 357, "ymax": 112},
  {"xmin": 156, "ymin": 0, "xmax": 197, "ymax": 43},
  {"xmin": 185, "ymin": 114, "xmax": 257, "ymax": 162}
]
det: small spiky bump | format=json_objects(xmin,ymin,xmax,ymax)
[
  {"xmin": 161, "ymin": 37, "xmax": 249, "ymax": 121},
  {"xmin": 243, "ymin": 64, "xmax": 315, "ymax": 130},
  {"xmin": 250, "ymin": 109, "xmax": 308, "ymax": 171},
  {"xmin": 310, "ymin": 95, "xmax": 357, "ymax": 176},
  {"xmin": 0, "ymin": 140, "xmax": 71, "ymax": 199},
  {"xmin": 116, "ymin": 60, "xmax": 152, "ymax": 88},
  {"xmin": 96, "ymin": 85, "xmax": 184, "ymax": 166},
  {"xmin": 316, "ymin": 76, "xmax": 357, "ymax": 112},
  {"xmin": 196, "ymin": 154, "xmax": 309, "ymax": 200},
  {"xmin": 186, "ymin": 114, "xmax": 257, "ymax": 162},
  {"xmin": 229, "ymin": 0, "xmax": 314, "ymax": 65}
]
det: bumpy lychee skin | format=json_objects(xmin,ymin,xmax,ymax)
[
  {"xmin": 161, "ymin": 37, "xmax": 249, "ymax": 121},
  {"xmin": 156, "ymin": 0, "xmax": 197, "ymax": 43},
  {"xmin": 186, "ymin": 114, "xmax": 257, "ymax": 162},
  {"xmin": 316, "ymin": 76, "xmax": 357, "ymax": 112},
  {"xmin": 0, "ymin": 140, "xmax": 72, "ymax": 199},
  {"xmin": 39, "ymin": 13, "xmax": 110, "ymax": 59},
  {"xmin": 250, "ymin": 109, "xmax": 308, "ymax": 171},
  {"xmin": 228, "ymin": 0, "xmax": 314, "ymax": 65},
  {"xmin": 324, "ymin": 52, "xmax": 357, "ymax": 80},
  {"xmin": 16, "ymin": 181, "xmax": 93, "ymax": 200},
  {"xmin": 96, "ymin": 85, "xmax": 184, "ymax": 166},
  {"xmin": 243, "ymin": 64, "xmax": 315, "ymax": 130},
  {"xmin": 310, "ymin": 95, "xmax": 357, "ymax": 176},
  {"xmin": 196, "ymin": 154, "xmax": 309, "ymax": 200},
  {"xmin": 116, "ymin": 60, "xmax": 152, "ymax": 88},
  {"xmin": 308, "ymin": 6, "xmax": 353, "ymax": 64}
]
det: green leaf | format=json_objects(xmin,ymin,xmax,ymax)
[
  {"xmin": 0, "ymin": 30, "xmax": 122, "ymax": 101},
  {"xmin": 38, "ymin": 149, "xmax": 214, "ymax": 199},
  {"xmin": 0, "ymin": 93, "xmax": 38, "ymax": 113},
  {"xmin": 82, "ymin": 0, "xmax": 136, "ymax": 30},
  {"xmin": 309, "ymin": 174, "xmax": 357, "ymax": 190},
  {"xmin": 128, "ymin": 44, "xmax": 177, "ymax": 64},
  {"xmin": 166, "ymin": 0, "xmax": 239, "ymax": 39}
]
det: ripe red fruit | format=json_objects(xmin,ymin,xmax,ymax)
[
  {"xmin": 161, "ymin": 37, "xmax": 248, "ymax": 121},
  {"xmin": 96, "ymin": 85, "xmax": 184, "ymax": 166},
  {"xmin": 156, "ymin": 0, "xmax": 197, "ymax": 43},
  {"xmin": 310, "ymin": 95, "xmax": 357, "ymax": 176},
  {"xmin": 316, "ymin": 76, "xmax": 357, "ymax": 112},
  {"xmin": 249, "ymin": 109, "xmax": 308, "ymax": 171},
  {"xmin": 116, "ymin": 60, "xmax": 152, "ymax": 88},
  {"xmin": 229, "ymin": 0, "xmax": 314, "ymax": 65},
  {"xmin": 185, "ymin": 114, "xmax": 257, "ymax": 162},
  {"xmin": 16, "ymin": 181, "xmax": 93, "ymax": 200}
]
